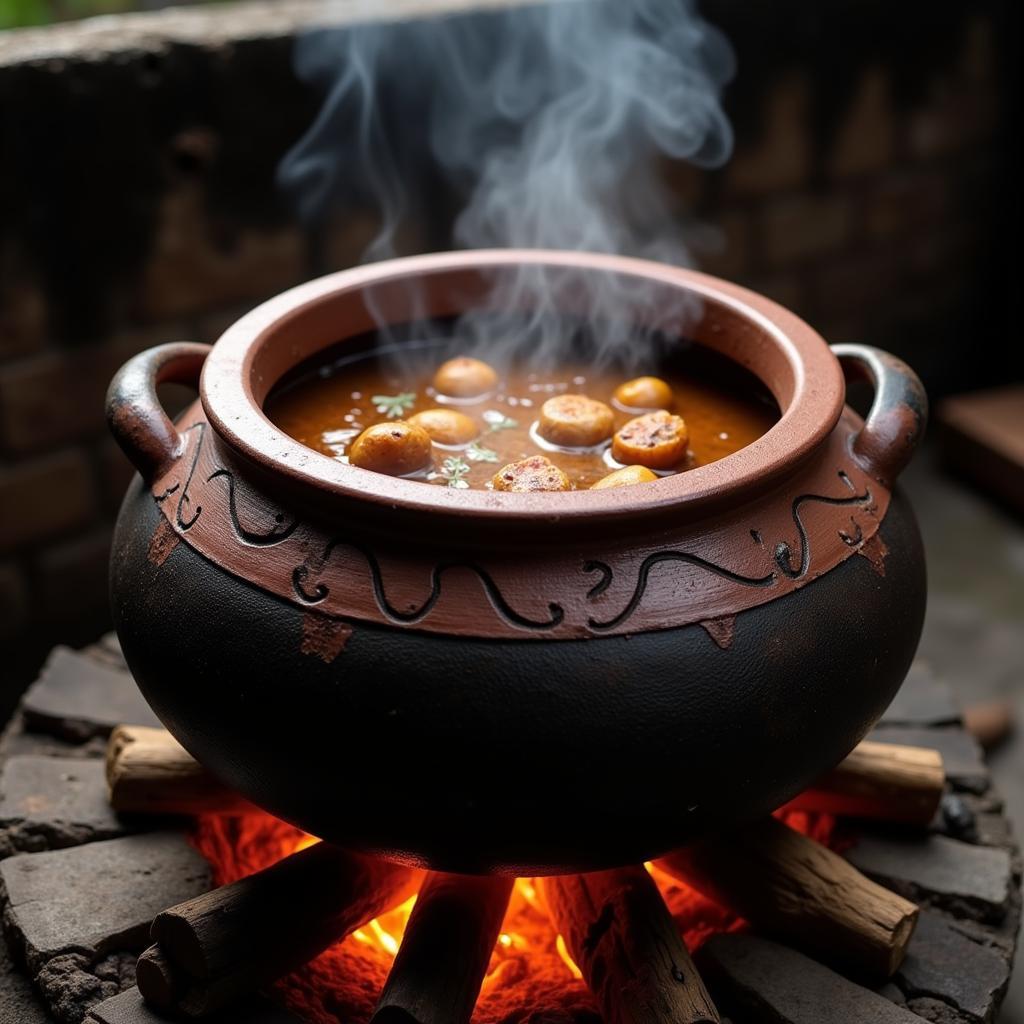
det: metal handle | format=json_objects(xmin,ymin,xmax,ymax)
[
  {"xmin": 831, "ymin": 344, "xmax": 928, "ymax": 486},
  {"xmin": 106, "ymin": 342, "xmax": 212, "ymax": 482}
]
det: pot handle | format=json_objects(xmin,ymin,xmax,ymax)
[
  {"xmin": 831, "ymin": 343, "xmax": 928, "ymax": 486},
  {"xmin": 106, "ymin": 342, "xmax": 212, "ymax": 483}
]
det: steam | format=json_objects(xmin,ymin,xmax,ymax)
[{"xmin": 279, "ymin": 0, "xmax": 735, "ymax": 370}]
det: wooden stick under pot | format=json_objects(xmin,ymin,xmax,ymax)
[
  {"xmin": 372, "ymin": 872, "xmax": 514, "ymax": 1024},
  {"xmin": 138, "ymin": 841, "xmax": 421, "ymax": 1017},
  {"xmin": 656, "ymin": 815, "xmax": 918, "ymax": 979},
  {"xmin": 537, "ymin": 865, "xmax": 720, "ymax": 1024}
]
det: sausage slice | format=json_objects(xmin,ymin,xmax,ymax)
[
  {"xmin": 611, "ymin": 411, "xmax": 689, "ymax": 470},
  {"xmin": 491, "ymin": 455, "xmax": 571, "ymax": 492}
]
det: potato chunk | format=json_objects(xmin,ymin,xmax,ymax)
[
  {"xmin": 537, "ymin": 394, "xmax": 615, "ymax": 448},
  {"xmin": 408, "ymin": 408, "xmax": 478, "ymax": 446},
  {"xmin": 491, "ymin": 455, "xmax": 571, "ymax": 492},
  {"xmin": 611, "ymin": 411, "xmax": 689, "ymax": 470},
  {"xmin": 349, "ymin": 421, "xmax": 434, "ymax": 476},
  {"xmin": 433, "ymin": 356, "xmax": 498, "ymax": 398},
  {"xmin": 590, "ymin": 465, "xmax": 659, "ymax": 490},
  {"xmin": 613, "ymin": 375, "xmax": 674, "ymax": 411}
]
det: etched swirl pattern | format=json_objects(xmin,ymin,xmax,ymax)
[{"xmin": 152, "ymin": 421, "xmax": 876, "ymax": 634}]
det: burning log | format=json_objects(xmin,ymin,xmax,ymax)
[
  {"xmin": 537, "ymin": 865, "xmax": 720, "ymax": 1024},
  {"xmin": 107, "ymin": 725, "xmax": 245, "ymax": 815},
  {"xmin": 656, "ymin": 816, "xmax": 918, "ymax": 979},
  {"xmin": 139, "ymin": 840, "xmax": 421, "ymax": 1016},
  {"xmin": 782, "ymin": 740, "xmax": 944, "ymax": 825},
  {"xmin": 106, "ymin": 727, "xmax": 946, "ymax": 827},
  {"xmin": 372, "ymin": 872, "xmax": 514, "ymax": 1024}
]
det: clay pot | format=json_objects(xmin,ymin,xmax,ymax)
[{"xmin": 107, "ymin": 250, "xmax": 927, "ymax": 874}]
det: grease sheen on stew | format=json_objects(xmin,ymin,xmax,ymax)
[{"xmin": 265, "ymin": 337, "xmax": 779, "ymax": 491}]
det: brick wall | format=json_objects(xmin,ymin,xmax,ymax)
[
  {"xmin": 691, "ymin": 1, "xmax": 1015, "ymax": 394},
  {"xmin": 0, "ymin": 0, "xmax": 1016, "ymax": 714}
]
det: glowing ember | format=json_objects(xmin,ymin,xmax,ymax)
[{"xmin": 190, "ymin": 809, "xmax": 841, "ymax": 1022}]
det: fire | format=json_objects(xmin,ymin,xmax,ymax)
[{"xmin": 190, "ymin": 809, "xmax": 840, "ymax": 1022}]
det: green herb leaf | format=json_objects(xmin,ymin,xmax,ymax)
[
  {"xmin": 440, "ymin": 455, "xmax": 471, "ymax": 488},
  {"xmin": 466, "ymin": 440, "xmax": 499, "ymax": 462},
  {"xmin": 482, "ymin": 409, "xmax": 518, "ymax": 433},
  {"xmin": 372, "ymin": 392, "xmax": 416, "ymax": 418}
]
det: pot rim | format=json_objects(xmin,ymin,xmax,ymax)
[{"xmin": 201, "ymin": 249, "xmax": 845, "ymax": 522}]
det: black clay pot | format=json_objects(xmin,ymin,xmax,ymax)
[{"xmin": 107, "ymin": 251, "xmax": 927, "ymax": 874}]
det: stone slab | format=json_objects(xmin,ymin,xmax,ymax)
[
  {"xmin": 97, "ymin": 633, "xmax": 123, "ymax": 656},
  {"xmin": 868, "ymin": 725, "xmax": 989, "ymax": 794},
  {"xmin": 880, "ymin": 662, "xmax": 961, "ymax": 727},
  {"xmin": 0, "ymin": 756, "xmax": 133, "ymax": 857},
  {"xmin": 0, "ymin": 713, "xmax": 107, "ymax": 763},
  {"xmin": 0, "ymin": 832, "xmax": 210, "ymax": 966},
  {"xmin": 81, "ymin": 634, "xmax": 128, "ymax": 673},
  {"xmin": 847, "ymin": 833, "xmax": 1012, "ymax": 923},
  {"xmin": 905, "ymin": 996, "xmax": 968, "ymax": 1023},
  {"xmin": 2, "ymin": 933, "xmax": 53, "ymax": 1024},
  {"xmin": 944, "ymin": 901, "xmax": 1023, "ymax": 964},
  {"xmin": 895, "ymin": 910, "xmax": 1009, "ymax": 1022},
  {"xmin": 20, "ymin": 647, "xmax": 160, "ymax": 743},
  {"xmin": 876, "ymin": 981, "xmax": 907, "ymax": 1006},
  {"xmin": 973, "ymin": 813, "xmax": 1014, "ymax": 850},
  {"xmin": 698, "ymin": 932, "xmax": 923, "ymax": 1023},
  {"xmin": 88, "ymin": 986, "xmax": 306, "ymax": 1024}
]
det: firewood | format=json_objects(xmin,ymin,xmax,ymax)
[
  {"xmin": 136, "ymin": 951, "xmax": 267, "ymax": 1021},
  {"xmin": 372, "ymin": 872, "xmax": 513, "ymax": 1024},
  {"xmin": 656, "ymin": 816, "xmax": 918, "ymax": 978},
  {"xmin": 106, "ymin": 724, "xmax": 246, "ymax": 815},
  {"xmin": 136, "ymin": 944, "xmax": 255, "ymax": 1019},
  {"xmin": 136, "ymin": 944, "xmax": 183, "ymax": 1011},
  {"xmin": 153, "ymin": 966, "xmax": 272, "ymax": 1020},
  {"xmin": 783, "ymin": 740, "xmax": 944, "ymax": 825},
  {"xmin": 537, "ymin": 865, "xmax": 719, "ymax": 1024},
  {"xmin": 141, "ymin": 841, "xmax": 421, "ymax": 1016}
]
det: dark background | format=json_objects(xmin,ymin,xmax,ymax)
[{"xmin": 0, "ymin": 0, "xmax": 1020, "ymax": 724}]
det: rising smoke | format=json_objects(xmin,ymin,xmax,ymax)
[{"xmin": 278, "ymin": 0, "xmax": 735, "ymax": 369}]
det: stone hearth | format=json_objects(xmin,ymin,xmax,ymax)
[{"xmin": 0, "ymin": 638, "xmax": 1019, "ymax": 1024}]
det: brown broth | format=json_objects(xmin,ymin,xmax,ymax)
[{"xmin": 265, "ymin": 338, "xmax": 779, "ymax": 491}]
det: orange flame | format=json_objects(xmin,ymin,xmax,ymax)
[{"xmin": 190, "ymin": 809, "xmax": 839, "ymax": 1022}]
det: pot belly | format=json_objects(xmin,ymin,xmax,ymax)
[{"xmin": 111, "ymin": 480, "xmax": 925, "ymax": 875}]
